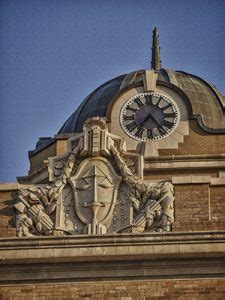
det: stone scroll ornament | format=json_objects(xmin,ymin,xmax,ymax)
[{"xmin": 15, "ymin": 117, "xmax": 175, "ymax": 236}]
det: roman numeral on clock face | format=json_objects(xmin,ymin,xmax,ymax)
[
  {"xmin": 162, "ymin": 103, "xmax": 172, "ymax": 111},
  {"xmin": 162, "ymin": 119, "xmax": 173, "ymax": 129},
  {"xmin": 123, "ymin": 114, "xmax": 135, "ymax": 121},
  {"xmin": 127, "ymin": 106, "xmax": 137, "ymax": 113},
  {"xmin": 135, "ymin": 127, "xmax": 145, "ymax": 138},
  {"xmin": 125, "ymin": 121, "xmax": 136, "ymax": 132},
  {"xmin": 134, "ymin": 98, "xmax": 144, "ymax": 108},
  {"xmin": 164, "ymin": 112, "xmax": 176, "ymax": 118},
  {"xmin": 146, "ymin": 129, "xmax": 153, "ymax": 139},
  {"xmin": 158, "ymin": 127, "xmax": 167, "ymax": 135},
  {"xmin": 155, "ymin": 96, "xmax": 163, "ymax": 106},
  {"xmin": 145, "ymin": 95, "xmax": 153, "ymax": 105}
]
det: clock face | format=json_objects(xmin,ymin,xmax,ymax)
[{"xmin": 120, "ymin": 92, "xmax": 180, "ymax": 141}]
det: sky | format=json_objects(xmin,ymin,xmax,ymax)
[{"xmin": 0, "ymin": 0, "xmax": 225, "ymax": 182}]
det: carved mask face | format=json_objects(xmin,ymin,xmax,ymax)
[
  {"xmin": 146, "ymin": 213, "xmax": 154, "ymax": 229},
  {"xmin": 72, "ymin": 158, "xmax": 121, "ymax": 225}
]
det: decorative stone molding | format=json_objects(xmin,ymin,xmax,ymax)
[
  {"xmin": 1, "ymin": 231, "xmax": 225, "ymax": 284},
  {"xmin": 15, "ymin": 117, "xmax": 175, "ymax": 236}
]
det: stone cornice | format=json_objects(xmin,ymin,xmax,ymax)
[
  {"xmin": 171, "ymin": 176, "xmax": 225, "ymax": 185},
  {"xmin": 0, "ymin": 231, "xmax": 225, "ymax": 284},
  {"xmin": 1, "ymin": 231, "xmax": 225, "ymax": 263},
  {"xmin": 146, "ymin": 154, "xmax": 225, "ymax": 161},
  {"xmin": 145, "ymin": 154, "xmax": 225, "ymax": 171}
]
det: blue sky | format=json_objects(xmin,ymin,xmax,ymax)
[{"xmin": 1, "ymin": 0, "xmax": 225, "ymax": 182}]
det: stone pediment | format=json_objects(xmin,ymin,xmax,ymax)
[{"xmin": 15, "ymin": 117, "xmax": 175, "ymax": 236}]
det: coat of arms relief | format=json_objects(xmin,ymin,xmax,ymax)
[{"xmin": 15, "ymin": 118, "xmax": 175, "ymax": 237}]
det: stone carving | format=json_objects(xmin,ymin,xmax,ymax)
[
  {"xmin": 111, "ymin": 145, "xmax": 174, "ymax": 233},
  {"xmin": 15, "ymin": 117, "xmax": 175, "ymax": 236},
  {"xmin": 15, "ymin": 141, "xmax": 82, "ymax": 237},
  {"xmin": 72, "ymin": 157, "xmax": 121, "ymax": 234}
]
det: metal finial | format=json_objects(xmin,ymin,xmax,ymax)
[{"xmin": 151, "ymin": 27, "xmax": 161, "ymax": 70}]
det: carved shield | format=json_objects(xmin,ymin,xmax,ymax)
[{"xmin": 71, "ymin": 157, "xmax": 121, "ymax": 226}]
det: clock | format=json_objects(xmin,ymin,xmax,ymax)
[{"xmin": 120, "ymin": 92, "xmax": 180, "ymax": 141}]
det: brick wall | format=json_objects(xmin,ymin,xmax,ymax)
[
  {"xmin": 173, "ymin": 184, "xmax": 209, "ymax": 231},
  {"xmin": 0, "ymin": 191, "xmax": 16, "ymax": 237},
  {"xmin": 173, "ymin": 184, "xmax": 225, "ymax": 231},
  {"xmin": 210, "ymin": 186, "xmax": 225, "ymax": 229},
  {"xmin": 159, "ymin": 124, "xmax": 225, "ymax": 156},
  {"xmin": 0, "ymin": 279, "xmax": 225, "ymax": 299}
]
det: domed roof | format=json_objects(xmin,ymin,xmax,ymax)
[
  {"xmin": 59, "ymin": 27, "xmax": 224, "ymax": 135},
  {"xmin": 58, "ymin": 74, "xmax": 127, "ymax": 134},
  {"xmin": 30, "ymin": 28, "xmax": 225, "ymax": 156},
  {"xmin": 58, "ymin": 68, "xmax": 225, "ymax": 134}
]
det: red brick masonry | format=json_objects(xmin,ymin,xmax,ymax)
[{"xmin": 0, "ymin": 279, "xmax": 225, "ymax": 299}]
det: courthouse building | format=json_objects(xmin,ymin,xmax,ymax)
[{"xmin": 0, "ymin": 28, "xmax": 225, "ymax": 298}]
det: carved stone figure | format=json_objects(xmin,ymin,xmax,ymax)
[{"xmin": 15, "ymin": 117, "xmax": 175, "ymax": 236}]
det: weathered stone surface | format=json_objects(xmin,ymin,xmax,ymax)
[
  {"xmin": 0, "ymin": 231, "xmax": 225, "ymax": 284},
  {"xmin": 14, "ymin": 118, "xmax": 175, "ymax": 237}
]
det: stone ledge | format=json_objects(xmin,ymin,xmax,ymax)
[
  {"xmin": 210, "ymin": 178, "xmax": 225, "ymax": 186},
  {"xmin": 1, "ymin": 257, "xmax": 225, "ymax": 285},
  {"xmin": 0, "ymin": 182, "xmax": 18, "ymax": 191},
  {"xmin": 144, "ymin": 155, "xmax": 225, "ymax": 172},
  {"xmin": 0, "ymin": 231, "xmax": 225, "ymax": 284},
  {"xmin": 172, "ymin": 176, "xmax": 211, "ymax": 185},
  {"xmin": 171, "ymin": 176, "xmax": 225, "ymax": 185},
  {"xmin": 0, "ymin": 231, "xmax": 225, "ymax": 264},
  {"xmin": 145, "ymin": 160, "xmax": 225, "ymax": 170}
]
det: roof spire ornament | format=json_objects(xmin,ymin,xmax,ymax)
[{"xmin": 151, "ymin": 27, "xmax": 161, "ymax": 70}]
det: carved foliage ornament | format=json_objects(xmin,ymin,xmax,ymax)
[{"xmin": 15, "ymin": 117, "xmax": 175, "ymax": 236}]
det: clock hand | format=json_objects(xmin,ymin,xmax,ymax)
[
  {"xmin": 147, "ymin": 114, "xmax": 167, "ymax": 135},
  {"xmin": 140, "ymin": 112, "xmax": 159, "ymax": 127},
  {"xmin": 139, "ymin": 114, "xmax": 151, "ymax": 127},
  {"xmin": 148, "ymin": 114, "xmax": 161, "ymax": 127}
]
